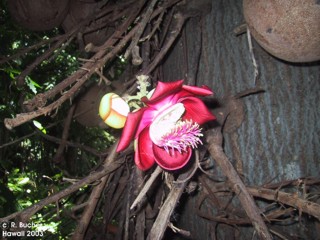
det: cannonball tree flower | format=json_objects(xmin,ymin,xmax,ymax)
[{"xmin": 117, "ymin": 80, "xmax": 216, "ymax": 171}]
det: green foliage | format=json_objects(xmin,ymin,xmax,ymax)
[
  {"xmin": 0, "ymin": 1, "xmax": 117, "ymax": 238},
  {"xmin": 1, "ymin": 67, "xmax": 42, "ymax": 94},
  {"xmin": 2, "ymin": 168, "xmax": 78, "ymax": 239}
]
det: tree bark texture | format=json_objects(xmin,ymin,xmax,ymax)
[{"xmin": 161, "ymin": 0, "xmax": 320, "ymax": 239}]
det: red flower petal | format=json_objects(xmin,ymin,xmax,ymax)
[
  {"xmin": 180, "ymin": 97, "xmax": 216, "ymax": 125},
  {"xmin": 135, "ymin": 127, "xmax": 155, "ymax": 170},
  {"xmin": 182, "ymin": 84, "xmax": 213, "ymax": 96},
  {"xmin": 146, "ymin": 80, "xmax": 184, "ymax": 103},
  {"xmin": 153, "ymin": 145, "xmax": 192, "ymax": 170},
  {"xmin": 117, "ymin": 109, "xmax": 145, "ymax": 152},
  {"xmin": 170, "ymin": 86, "xmax": 213, "ymax": 104}
]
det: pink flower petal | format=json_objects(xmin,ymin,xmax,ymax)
[
  {"xmin": 182, "ymin": 84, "xmax": 213, "ymax": 96},
  {"xmin": 180, "ymin": 97, "xmax": 216, "ymax": 125},
  {"xmin": 134, "ymin": 107, "xmax": 157, "ymax": 138},
  {"xmin": 153, "ymin": 145, "xmax": 192, "ymax": 170},
  {"xmin": 117, "ymin": 109, "xmax": 146, "ymax": 152},
  {"xmin": 135, "ymin": 127, "xmax": 155, "ymax": 170}
]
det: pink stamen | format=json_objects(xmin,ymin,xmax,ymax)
[{"xmin": 158, "ymin": 120, "xmax": 203, "ymax": 155}]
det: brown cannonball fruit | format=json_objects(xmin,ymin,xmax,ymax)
[
  {"xmin": 243, "ymin": 0, "xmax": 320, "ymax": 62},
  {"xmin": 8, "ymin": 0, "xmax": 69, "ymax": 31}
]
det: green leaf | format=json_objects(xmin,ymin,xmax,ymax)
[
  {"xmin": 0, "ymin": 67, "xmax": 20, "ymax": 80},
  {"xmin": 33, "ymin": 120, "xmax": 47, "ymax": 134},
  {"xmin": 26, "ymin": 76, "xmax": 42, "ymax": 94},
  {"xmin": 17, "ymin": 177, "xmax": 30, "ymax": 185}
]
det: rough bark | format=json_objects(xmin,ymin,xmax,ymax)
[{"xmin": 162, "ymin": 0, "xmax": 320, "ymax": 239}]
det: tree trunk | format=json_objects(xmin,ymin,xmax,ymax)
[{"xmin": 162, "ymin": 0, "xmax": 320, "ymax": 239}]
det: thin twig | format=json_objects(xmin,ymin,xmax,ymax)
[
  {"xmin": 246, "ymin": 27, "xmax": 259, "ymax": 85},
  {"xmin": 173, "ymin": 149, "xmax": 199, "ymax": 184},
  {"xmin": 168, "ymin": 222, "xmax": 191, "ymax": 237},
  {"xmin": 130, "ymin": 166, "xmax": 163, "ymax": 210}
]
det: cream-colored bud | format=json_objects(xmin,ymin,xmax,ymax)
[{"xmin": 99, "ymin": 93, "xmax": 130, "ymax": 129}]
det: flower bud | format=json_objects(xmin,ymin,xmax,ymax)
[{"xmin": 99, "ymin": 93, "xmax": 130, "ymax": 129}]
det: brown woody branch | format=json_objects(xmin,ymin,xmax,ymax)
[
  {"xmin": 247, "ymin": 186, "xmax": 320, "ymax": 221},
  {"xmin": 206, "ymin": 129, "xmax": 273, "ymax": 240},
  {"xmin": 0, "ymin": 35, "xmax": 62, "ymax": 65},
  {"xmin": 146, "ymin": 163, "xmax": 198, "ymax": 240},
  {"xmin": 124, "ymin": 11, "xmax": 189, "ymax": 96},
  {"xmin": 72, "ymin": 159, "xmax": 116, "ymax": 239},
  {"xmin": 53, "ymin": 105, "xmax": 75, "ymax": 163},
  {"xmin": 124, "ymin": 0, "xmax": 159, "ymax": 62},
  {"xmin": 197, "ymin": 175, "xmax": 320, "ymax": 224},
  {"xmin": 4, "ymin": 10, "xmax": 141, "ymax": 129},
  {"xmin": 23, "ymin": 4, "xmax": 142, "ymax": 111},
  {"xmin": 16, "ymin": 33, "xmax": 78, "ymax": 87}
]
